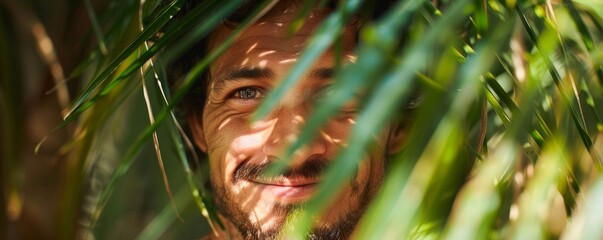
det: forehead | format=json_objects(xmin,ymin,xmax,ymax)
[
  {"xmin": 208, "ymin": 4, "xmax": 333, "ymax": 50},
  {"xmin": 207, "ymin": 6, "xmax": 357, "ymax": 80}
]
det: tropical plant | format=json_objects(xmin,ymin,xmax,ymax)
[{"xmin": 2, "ymin": 0, "xmax": 603, "ymax": 239}]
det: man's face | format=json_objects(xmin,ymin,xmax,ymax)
[{"xmin": 190, "ymin": 5, "xmax": 396, "ymax": 239}]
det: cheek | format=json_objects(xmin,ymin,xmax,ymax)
[
  {"xmin": 325, "ymin": 117, "xmax": 387, "ymax": 180},
  {"xmin": 355, "ymin": 148, "xmax": 384, "ymax": 184},
  {"xmin": 321, "ymin": 118, "xmax": 355, "ymax": 145},
  {"xmin": 202, "ymin": 105, "xmax": 252, "ymax": 156},
  {"xmin": 229, "ymin": 119, "xmax": 276, "ymax": 154},
  {"xmin": 203, "ymin": 109, "xmax": 278, "ymax": 183},
  {"xmin": 202, "ymin": 109, "xmax": 246, "ymax": 183}
]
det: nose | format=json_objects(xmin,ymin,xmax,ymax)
[{"xmin": 262, "ymin": 105, "xmax": 328, "ymax": 168}]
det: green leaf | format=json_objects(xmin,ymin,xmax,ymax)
[{"xmin": 65, "ymin": 0, "xmax": 185, "ymax": 118}]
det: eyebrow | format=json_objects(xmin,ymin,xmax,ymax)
[
  {"xmin": 309, "ymin": 67, "xmax": 334, "ymax": 80},
  {"xmin": 213, "ymin": 67, "xmax": 275, "ymax": 94},
  {"xmin": 223, "ymin": 67, "xmax": 275, "ymax": 81},
  {"xmin": 212, "ymin": 67, "xmax": 335, "ymax": 94}
]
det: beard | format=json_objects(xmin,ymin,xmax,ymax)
[{"xmin": 210, "ymin": 158, "xmax": 378, "ymax": 240}]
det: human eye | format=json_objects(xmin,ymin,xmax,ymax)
[{"xmin": 231, "ymin": 87, "xmax": 265, "ymax": 100}]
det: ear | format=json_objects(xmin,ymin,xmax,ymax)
[
  {"xmin": 386, "ymin": 120, "xmax": 409, "ymax": 154},
  {"xmin": 188, "ymin": 112, "xmax": 208, "ymax": 152}
]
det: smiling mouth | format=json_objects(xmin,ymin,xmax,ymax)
[
  {"xmin": 248, "ymin": 178, "xmax": 321, "ymax": 203},
  {"xmin": 234, "ymin": 158, "xmax": 328, "ymax": 203}
]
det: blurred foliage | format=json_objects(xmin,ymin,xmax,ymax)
[{"xmin": 1, "ymin": 0, "xmax": 603, "ymax": 239}]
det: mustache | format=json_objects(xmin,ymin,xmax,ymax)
[{"xmin": 234, "ymin": 158, "xmax": 330, "ymax": 182}]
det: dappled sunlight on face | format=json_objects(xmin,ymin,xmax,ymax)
[
  {"xmin": 320, "ymin": 130, "xmax": 345, "ymax": 147},
  {"xmin": 279, "ymin": 58, "xmax": 297, "ymax": 64},
  {"xmin": 213, "ymin": 112, "xmax": 355, "ymax": 235},
  {"xmin": 240, "ymin": 57, "xmax": 249, "ymax": 66},
  {"xmin": 217, "ymin": 117, "xmax": 232, "ymax": 131},
  {"xmin": 346, "ymin": 54, "xmax": 357, "ymax": 63},
  {"xmin": 258, "ymin": 50, "xmax": 276, "ymax": 57},
  {"xmin": 231, "ymin": 119, "xmax": 277, "ymax": 152},
  {"xmin": 246, "ymin": 42, "xmax": 258, "ymax": 54},
  {"xmin": 192, "ymin": 3, "xmax": 389, "ymax": 239}
]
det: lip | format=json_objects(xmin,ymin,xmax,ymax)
[{"xmin": 248, "ymin": 178, "xmax": 320, "ymax": 203}]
